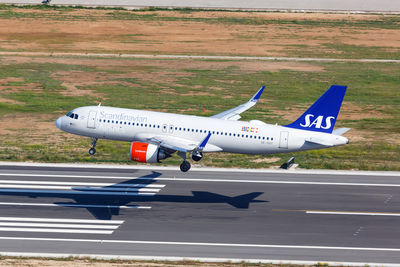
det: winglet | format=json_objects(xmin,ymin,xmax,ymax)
[
  {"xmin": 250, "ymin": 86, "xmax": 265, "ymax": 103},
  {"xmin": 197, "ymin": 132, "xmax": 212, "ymax": 152}
]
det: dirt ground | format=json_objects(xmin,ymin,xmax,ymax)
[{"xmin": 0, "ymin": 8, "xmax": 399, "ymax": 55}]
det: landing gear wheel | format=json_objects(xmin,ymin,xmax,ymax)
[
  {"xmin": 89, "ymin": 137, "xmax": 98, "ymax": 156},
  {"xmin": 192, "ymin": 153, "xmax": 202, "ymax": 162},
  {"xmin": 180, "ymin": 161, "xmax": 191, "ymax": 172},
  {"xmin": 89, "ymin": 148, "xmax": 96, "ymax": 155}
]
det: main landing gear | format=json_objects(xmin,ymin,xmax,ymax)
[
  {"xmin": 180, "ymin": 161, "xmax": 191, "ymax": 172},
  {"xmin": 89, "ymin": 137, "xmax": 98, "ymax": 155},
  {"xmin": 178, "ymin": 151, "xmax": 191, "ymax": 172}
]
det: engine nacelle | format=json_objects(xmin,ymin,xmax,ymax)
[{"xmin": 130, "ymin": 142, "xmax": 170, "ymax": 163}]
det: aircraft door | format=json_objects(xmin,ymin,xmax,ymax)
[
  {"xmin": 279, "ymin": 131, "xmax": 288, "ymax": 149},
  {"xmin": 87, "ymin": 111, "xmax": 97, "ymax": 129}
]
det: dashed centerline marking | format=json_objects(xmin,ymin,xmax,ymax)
[
  {"xmin": 306, "ymin": 211, "xmax": 400, "ymax": 216},
  {"xmin": 274, "ymin": 209, "xmax": 400, "ymax": 217}
]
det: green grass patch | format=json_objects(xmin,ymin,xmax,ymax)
[{"xmin": 0, "ymin": 56, "xmax": 399, "ymax": 170}]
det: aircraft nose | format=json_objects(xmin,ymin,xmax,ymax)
[{"xmin": 55, "ymin": 117, "xmax": 62, "ymax": 129}]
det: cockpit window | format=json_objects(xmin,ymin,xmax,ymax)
[{"xmin": 66, "ymin": 111, "xmax": 78, "ymax": 119}]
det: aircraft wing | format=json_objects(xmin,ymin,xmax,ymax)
[
  {"xmin": 211, "ymin": 86, "xmax": 265, "ymax": 121},
  {"xmin": 135, "ymin": 133, "xmax": 222, "ymax": 153}
]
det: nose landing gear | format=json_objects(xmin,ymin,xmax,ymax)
[{"xmin": 89, "ymin": 137, "xmax": 98, "ymax": 155}]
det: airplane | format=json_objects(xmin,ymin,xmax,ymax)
[{"xmin": 55, "ymin": 85, "xmax": 350, "ymax": 172}]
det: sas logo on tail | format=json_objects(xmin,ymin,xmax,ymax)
[{"xmin": 300, "ymin": 114, "xmax": 335, "ymax": 129}]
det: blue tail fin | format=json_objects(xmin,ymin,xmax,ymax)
[{"xmin": 284, "ymin": 85, "xmax": 347, "ymax": 133}]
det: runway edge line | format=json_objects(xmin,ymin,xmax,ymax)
[{"xmin": 0, "ymin": 162, "xmax": 399, "ymax": 177}]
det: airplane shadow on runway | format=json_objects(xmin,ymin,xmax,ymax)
[{"xmin": 0, "ymin": 171, "xmax": 267, "ymax": 220}]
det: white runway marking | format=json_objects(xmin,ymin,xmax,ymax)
[
  {"xmin": 0, "ymin": 217, "xmax": 123, "ymax": 224},
  {"xmin": 1, "ymin": 173, "xmax": 400, "ymax": 186},
  {"xmin": 0, "ymin": 228, "xmax": 113, "ymax": 234},
  {"xmin": 0, "ymin": 180, "xmax": 165, "ymax": 187},
  {"xmin": 0, "ymin": 217, "xmax": 124, "ymax": 234},
  {"xmin": 0, "ymin": 222, "xmax": 119, "ymax": 229},
  {"xmin": 0, "ymin": 184, "xmax": 160, "ymax": 192},
  {"xmin": 0, "ymin": 202, "xmax": 152, "ymax": 209},
  {"xmin": 0, "ymin": 188, "xmax": 156, "ymax": 196},
  {"xmin": 0, "ymin": 177, "xmax": 165, "ymax": 210},
  {"xmin": 307, "ymin": 211, "xmax": 400, "ymax": 217}
]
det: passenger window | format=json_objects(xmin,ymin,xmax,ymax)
[
  {"xmin": 229, "ymin": 133, "xmax": 231, "ymax": 136},
  {"xmin": 263, "ymin": 137, "xmax": 265, "ymax": 140},
  {"xmin": 271, "ymin": 138, "xmax": 274, "ymax": 141},
  {"xmin": 158, "ymin": 125, "xmax": 160, "ymax": 128},
  {"xmin": 128, "ymin": 122, "xmax": 131, "ymax": 125},
  {"xmin": 120, "ymin": 121, "xmax": 123, "ymax": 124}
]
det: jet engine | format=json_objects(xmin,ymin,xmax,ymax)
[{"xmin": 130, "ymin": 142, "xmax": 170, "ymax": 163}]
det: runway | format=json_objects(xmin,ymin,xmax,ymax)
[{"xmin": 0, "ymin": 164, "xmax": 399, "ymax": 265}]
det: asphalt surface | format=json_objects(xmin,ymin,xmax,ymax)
[
  {"xmin": 1, "ymin": 0, "xmax": 400, "ymax": 12},
  {"xmin": 0, "ymin": 164, "xmax": 399, "ymax": 264}
]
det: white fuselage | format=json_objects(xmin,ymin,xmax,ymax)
[{"xmin": 56, "ymin": 106, "xmax": 348, "ymax": 155}]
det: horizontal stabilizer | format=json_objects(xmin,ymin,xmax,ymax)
[
  {"xmin": 332, "ymin": 128, "xmax": 351, "ymax": 136},
  {"xmin": 305, "ymin": 137, "xmax": 333, "ymax": 147}
]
